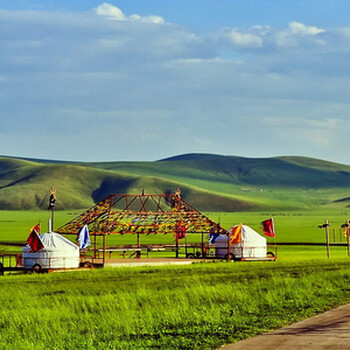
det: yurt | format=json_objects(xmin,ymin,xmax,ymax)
[
  {"xmin": 22, "ymin": 231, "xmax": 80, "ymax": 271},
  {"xmin": 214, "ymin": 224, "xmax": 267, "ymax": 260}
]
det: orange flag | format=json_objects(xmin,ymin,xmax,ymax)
[{"xmin": 230, "ymin": 223, "xmax": 242, "ymax": 244}]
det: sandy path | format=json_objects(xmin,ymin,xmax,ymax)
[
  {"xmin": 104, "ymin": 257, "xmax": 197, "ymax": 267},
  {"xmin": 220, "ymin": 303, "xmax": 350, "ymax": 349}
]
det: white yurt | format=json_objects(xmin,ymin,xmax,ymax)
[
  {"xmin": 22, "ymin": 231, "xmax": 80, "ymax": 271},
  {"xmin": 214, "ymin": 224, "xmax": 267, "ymax": 260}
]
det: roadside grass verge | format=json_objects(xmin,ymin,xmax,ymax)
[{"xmin": 2, "ymin": 260, "xmax": 350, "ymax": 349}]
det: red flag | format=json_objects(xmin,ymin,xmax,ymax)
[
  {"xmin": 230, "ymin": 223, "xmax": 242, "ymax": 244},
  {"xmin": 27, "ymin": 224, "xmax": 44, "ymax": 252},
  {"xmin": 175, "ymin": 222, "xmax": 186, "ymax": 239},
  {"xmin": 261, "ymin": 218, "xmax": 275, "ymax": 237}
]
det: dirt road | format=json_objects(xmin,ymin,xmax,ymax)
[
  {"xmin": 104, "ymin": 257, "xmax": 197, "ymax": 267},
  {"xmin": 220, "ymin": 303, "xmax": 350, "ymax": 350}
]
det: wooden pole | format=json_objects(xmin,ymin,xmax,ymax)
[
  {"xmin": 136, "ymin": 233, "xmax": 141, "ymax": 259},
  {"xmin": 347, "ymin": 220, "xmax": 350, "ymax": 257},
  {"xmin": 103, "ymin": 234, "xmax": 106, "ymax": 266},
  {"xmin": 325, "ymin": 219, "xmax": 330, "ymax": 259},
  {"xmin": 227, "ymin": 234, "xmax": 231, "ymax": 261},
  {"xmin": 51, "ymin": 208, "xmax": 54, "ymax": 232},
  {"xmin": 175, "ymin": 233, "xmax": 179, "ymax": 258},
  {"xmin": 201, "ymin": 232, "xmax": 204, "ymax": 258}
]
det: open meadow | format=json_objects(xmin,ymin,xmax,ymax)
[
  {"xmin": 1, "ymin": 209, "xmax": 350, "ymax": 259},
  {"xmin": 2, "ymin": 260, "xmax": 350, "ymax": 349},
  {"xmin": 2, "ymin": 210, "xmax": 350, "ymax": 349}
]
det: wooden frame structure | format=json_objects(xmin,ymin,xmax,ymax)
[{"xmin": 57, "ymin": 192, "xmax": 227, "ymax": 264}]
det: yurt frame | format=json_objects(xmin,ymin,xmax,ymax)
[{"xmin": 57, "ymin": 192, "xmax": 227, "ymax": 264}]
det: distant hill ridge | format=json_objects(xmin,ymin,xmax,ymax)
[{"xmin": 0, "ymin": 153, "xmax": 350, "ymax": 210}]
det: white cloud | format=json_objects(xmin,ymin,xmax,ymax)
[
  {"xmin": 289, "ymin": 22, "xmax": 325, "ymax": 36},
  {"xmin": 138, "ymin": 15, "xmax": 165, "ymax": 25},
  {"xmin": 271, "ymin": 22, "xmax": 326, "ymax": 48},
  {"xmin": 95, "ymin": 3, "xmax": 126, "ymax": 20},
  {"xmin": 217, "ymin": 21, "xmax": 326, "ymax": 51},
  {"xmin": 95, "ymin": 3, "xmax": 165, "ymax": 24},
  {"xmin": 252, "ymin": 25, "xmax": 271, "ymax": 35},
  {"xmin": 228, "ymin": 30, "xmax": 263, "ymax": 48}
]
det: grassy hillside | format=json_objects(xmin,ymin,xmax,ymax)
[
  {"xmin": 1, "ymin": 153, "xmax": 350, "ymax": 210},
  {"xmin": 87, "ymin": 154, "xmax": 350, "ymax": 189},
  {"xmin": 0, "ymin": 156, "xmax": 255, "ymax": 211}
]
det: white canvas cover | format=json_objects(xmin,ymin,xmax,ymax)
[
  {"xmin": 215, "ymin": 224, "xmax": 267, "ymax": 259},
  {"xmin": 22, "ymin": 232, "xmax": 80, "ymax": 270}
]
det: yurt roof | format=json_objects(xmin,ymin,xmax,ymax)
[
  {"xmin": 38, "ymin": 232, "xmax": 79, "ymax": 252},
  {"xmin": 229, "ymin": 224, "xmax": 266, "ymax": 245}
]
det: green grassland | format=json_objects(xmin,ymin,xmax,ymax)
[
  {"xmin": 3, "ymin": 154, "xmax": 350, "ymax": 348},
  {"xmin": 0, "ymin": 209, "xmax": 348, "ymax": 244},
  {"xmin": 2, "ymin": 153, "xmax": 350, "ymax": 348},
  {"xmin": 1, "ymin": 209, "xmax": 350, "ymax": 260},
  {"xmin": 2, "ymin": 260, "xmax": 350, "ymax": 349}
]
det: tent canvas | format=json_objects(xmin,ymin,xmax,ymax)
[
  {"xmin": 214, "ymin": 224, "xmax": 267, "ymax": 259},
  {"xmin": 22, "ymin": 232, "xmax": 80, "ymax": 270}
]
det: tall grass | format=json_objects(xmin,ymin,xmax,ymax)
[{"xmin": 2, "ymin": 260, "xmax": 350, "ymax": 349}]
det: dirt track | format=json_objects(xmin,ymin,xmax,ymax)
[
  {"xmin": 220, "ymin": 303, "xmax": 350, "ymax": 349},
  {"xmin": 104, "ymin": 257, "xmax": 197, "ymax": 267}
]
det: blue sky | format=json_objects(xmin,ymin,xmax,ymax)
[{"xmin": 1, "ymin": 1, "xmax": 350, "ymax": 163}]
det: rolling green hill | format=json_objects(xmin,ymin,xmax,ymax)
[
  {"xmin": 1, "ymin": 153, "xmax": 350, "ymax": 211},
  {"xmin": 86, "ymin": 153, "xmax": 350, "ymax": 188}
]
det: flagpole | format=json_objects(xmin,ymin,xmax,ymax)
[
  {"xmin": 136, "ymin": 232, "xmax": 141, "ymax": 259},
  {"xmin": 175, "ymin": 231, "xmax": 179, "ymax": 258},
  {"xmin": 325, "ymin": 219, "xmax": 330, "ymax": 259},
  {"xmin": 272, "ymin": 217, "xmax": 277, "ymax": 257},
  {"xmin": 51, "ymin": 208, "xmax": 54, "ymax": 232},
  {"xmin": 347, "ymin": 219, "xmax": 350, "ymax": 257},
  {"xmin": 94, "ymin": 234, "xmax": 97, "ymax": 261},
  {"xmin": 201, "ymin": 231, "xmax": 204, "ymax": 258},
  {"xmin": 48, "ymin": 188, "xmax": 56, "ymax": 232},
  {"xmin": 227, "ymin": 233, "xmax": 231, "ymax": 261},
  {"xmin": 103, "ymin": 234, "xmax": 106, "ymax": 265}
]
